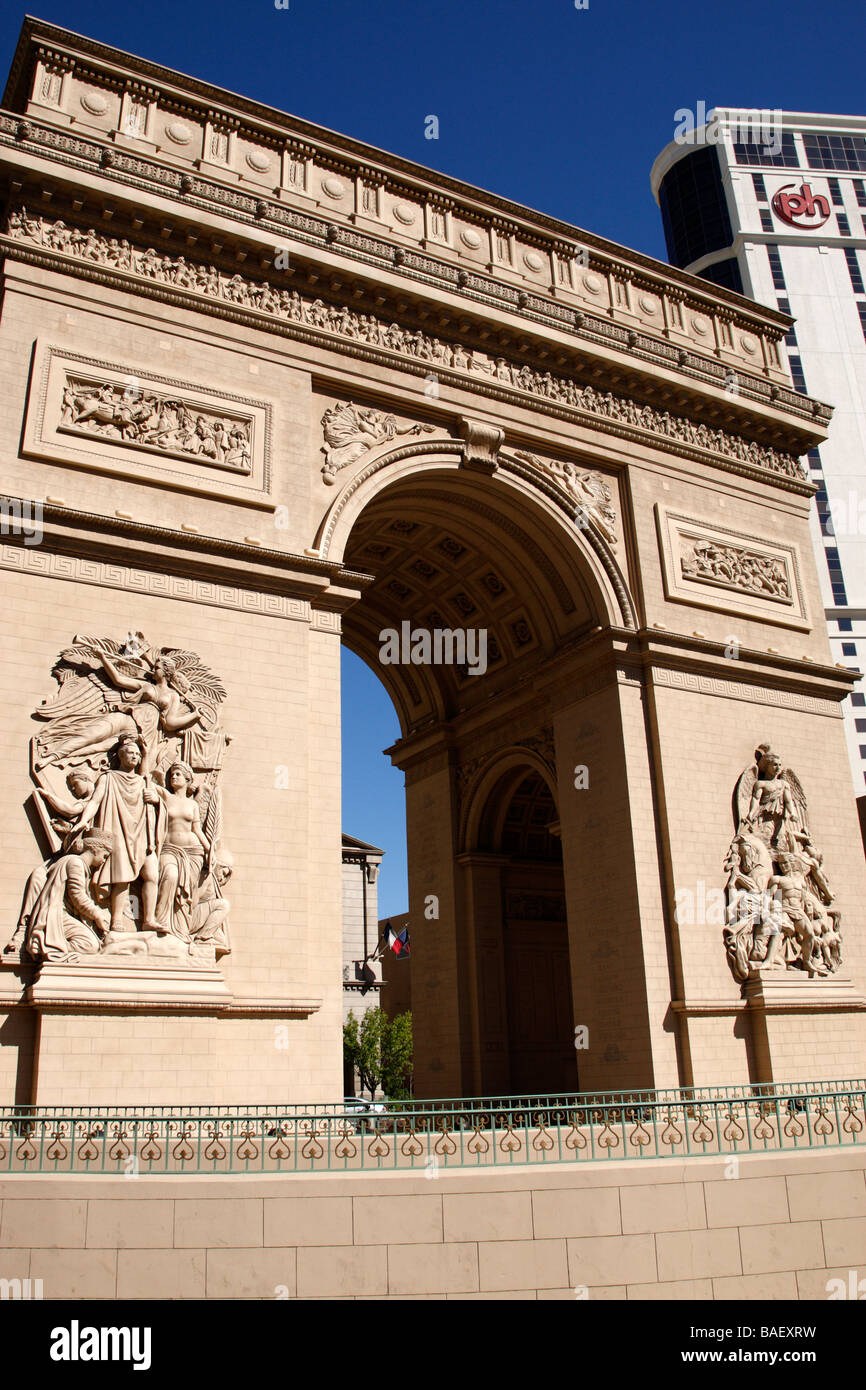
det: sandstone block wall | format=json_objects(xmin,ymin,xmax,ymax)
[{"xmin": 1, "ymin": 1149, "xmax": 864, "ymax": 1300}]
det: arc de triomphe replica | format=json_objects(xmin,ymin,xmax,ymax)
[{"xmin": 0, "ymin": 18, "xmax": 864, "ymax": 1108}]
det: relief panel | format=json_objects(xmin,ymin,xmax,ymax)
[
  {"xmin": 655, "ymin": 505, "xmax": 809, "ymax": 630},
  {"xmin": 22, "ymin": 342, "xmax": 274, "ymax": 507}
]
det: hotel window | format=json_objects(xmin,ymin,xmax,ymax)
[
  {"xmin": 858, "ymin": 304, "xmax": 866, "ymax": 342},
  {"xmin": 787, "ymin": 353, "xmax": 807, "ymax": 392},
  {"xmin": 767, "ymin": 245, "xmax": 786, "ymax": 290},
  {"xmin": 853, "ymin": 693, "xmax": 866, "ymax": 707},
  {"xmin": 760, "ymin": 209, "xmax": 774, "ymax": 231},
  {"xmin": 844, "ymin": 644, "xmax": 858, "ymax": 657},
  {"xmin": 831, "ymin": 562, "xmax": 849, "ymax": 600},
  {"xmin": 827, "ymin": 177, "xmax": 844, "ymax": 205},
  {"xmin": 658, "ymin": 147, "xmax": 734, "ymax": 268},
  {"xmin": 837, "ymin": 212, "xmax": 851, "ymax": 236},
  {"xmin": 697, "ymin": 258, "xmax": 744, "ymax": 293},
  {"xmin": 817, "ymin": 497, "xmax": 834, "ymax": 538},
  {"xmin": 751, "ymin": 172, "xmax": 768, "ymax": 199},
  {"xmin": 855, "ymin": 180, "xmax": 866, "ymax": 208},
  {"xmin": 845, "ymin": 250, "xmax": 865, "ymax": 293},
  {"xmin": 777, "ymin": 296, "xmax": 796, "ymax": 346},
  {"xmin": 733, "ymin": 133, "xmax": 798, "ymax": 166},
  {"xmin": 802, "ymin": 132, "xmax": 866, "ymax": 172}
]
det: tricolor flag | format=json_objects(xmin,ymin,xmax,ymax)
[{"xmin": 382, "ymin": 921, "xmax": 410, "ymax": 958}]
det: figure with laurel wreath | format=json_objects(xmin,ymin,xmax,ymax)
[{"xmin": 67, "ymin": 734, "xmax": 161, "ymax": 932}]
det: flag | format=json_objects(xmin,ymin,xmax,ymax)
[{"xmin": 383, "ymin": 921, "xmax": 410, "ymax": 958}]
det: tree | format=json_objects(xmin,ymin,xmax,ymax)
[
  {"xmin": 382, "ymin": 1010, "xmax": 413, "ymax": 1099},
  {"xmin": 343, "ymin": 1007, "xmax": 413, "ymax": 1100}
]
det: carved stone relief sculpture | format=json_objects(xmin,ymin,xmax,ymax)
[
  {"xmin": 3, "ymin": 633, "xmax": 232, "ymax": 968},
  {"xmin": 680, "ymin": 537, "xmax": 791, "ymax": 602},
  {"xmin": 59, "ymin": 374, "xmax": 253, "ymax": 473},
  {"xmin": 320, "ymin": 401, "xmax": 434, "ymax": 482},
  {"xmin": 6, "ymin": 209, "xmax": 806, "ymax": 482},
  {"xmin": 722, "ymin": 743, "xmax": 841, "ymax": 984},
  {"xmin": 514, "ymin": 450, "xmax": 617, "ymax": 546}
]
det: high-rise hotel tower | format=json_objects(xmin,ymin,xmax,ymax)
[{"xmin": 652, "ymin": 109, "xmax": 866, "ymax": 797}]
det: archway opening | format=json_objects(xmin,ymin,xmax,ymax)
[
  {"xmin": 335, "ymin": 457, "xmax": 612, "ymax": 1096},
  {"xmin": 476, "ymin": 768, "xmax": 577, "ymax": 1095}
]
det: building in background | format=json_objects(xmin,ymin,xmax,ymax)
[
  {"xmin": 342, "ymin": 840, "xmax": 412, "ymax": 1096},
  {"xmin": 652, "ymin": 110, "xmax": 866, "ymax": 798},
  {"xmin": 341, "ymin": 833, "xmax": 384, "ymax": 1028}
]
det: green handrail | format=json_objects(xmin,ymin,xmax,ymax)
[{"xmin": 0, "ymin": 1078, "xmax": 863, "ymax": 1174}]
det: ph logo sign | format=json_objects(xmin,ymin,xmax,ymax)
[{"xmin": 771, "ymin": 182, "xmax": 831, "ymax": 229}]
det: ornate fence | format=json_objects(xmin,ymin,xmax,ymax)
[{"xmin": 1, "ymin": 1079, "xmax": 864, "ymax": 1176}]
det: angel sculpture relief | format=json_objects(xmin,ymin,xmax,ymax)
[
  {"xmin": 320, "ymin": 402, "xmax": 434, "ymax": 483},
  {"xmin": 512, "ymin": 451, "xmax": 618, "ymax": 548},
  {"xmin": 32, "ymin": 635, "xmax": 216, "ymax": 778},
  {"xmin": 5, "ymin": 633, "xmax": 232, "ymax": 968},
  {"xmin": 734, "ymin": 744, "xmax": 805, "ymax": 853},
  {"xmin": 722, "ymin": 743, "xmax": 842, "ymax": 984}
]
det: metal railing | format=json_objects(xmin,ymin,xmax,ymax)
[{"xmin": 1, "ymin": 1078, "xmax": 863, "ymax": 1175}]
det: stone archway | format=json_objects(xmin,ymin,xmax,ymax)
[
  {"xmin": 332, "ymin": 447, "xmax": 625, "ymax": 1097},
  {"xmin": 2, "ymin": 18, "xmax": 865, "ymax": 1112}
]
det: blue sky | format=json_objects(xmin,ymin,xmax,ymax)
[{"xmin": 3, "ymin": 0, "xmax": 863, "ymax": 915}]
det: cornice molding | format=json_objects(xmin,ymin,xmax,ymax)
[
  {"xmin": 0, "ymin": 18, "xmax": 805, "ymax": 330},
  {"xmin": 0, "ymin": 110, "xmax": 829, "ymax": 443},
  {"xmin": 0, "ymin": 494, "xmax": 375, "ymax": 610},
  {"xmin": 1, "ymin": 210, "xmax": 816, "ymax": 493}
]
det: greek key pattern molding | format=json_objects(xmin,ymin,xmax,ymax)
[
  {"xmin": 651, "ymin": 666, "xmax": 839, "ymax": 717},
  {"xmin": 0, "ymin": 542, "xmax": 313, "ymax": 623}
]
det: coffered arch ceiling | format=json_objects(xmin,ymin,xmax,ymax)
[
  {"xmin": 340, "ymin": 464, "xmax": 610, "ymax": 734},
  {"xmin": 478, "ymin": 768, "xmax": 562, "ymax": 862}
]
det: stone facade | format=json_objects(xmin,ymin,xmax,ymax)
[
  {"xmin": 0, "ymin": 19, "xmax": 864, "ymax": 1107},
  {"xmin": 2, "ymin": 1148, "xmax": 865, "ymax": 1299}
]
